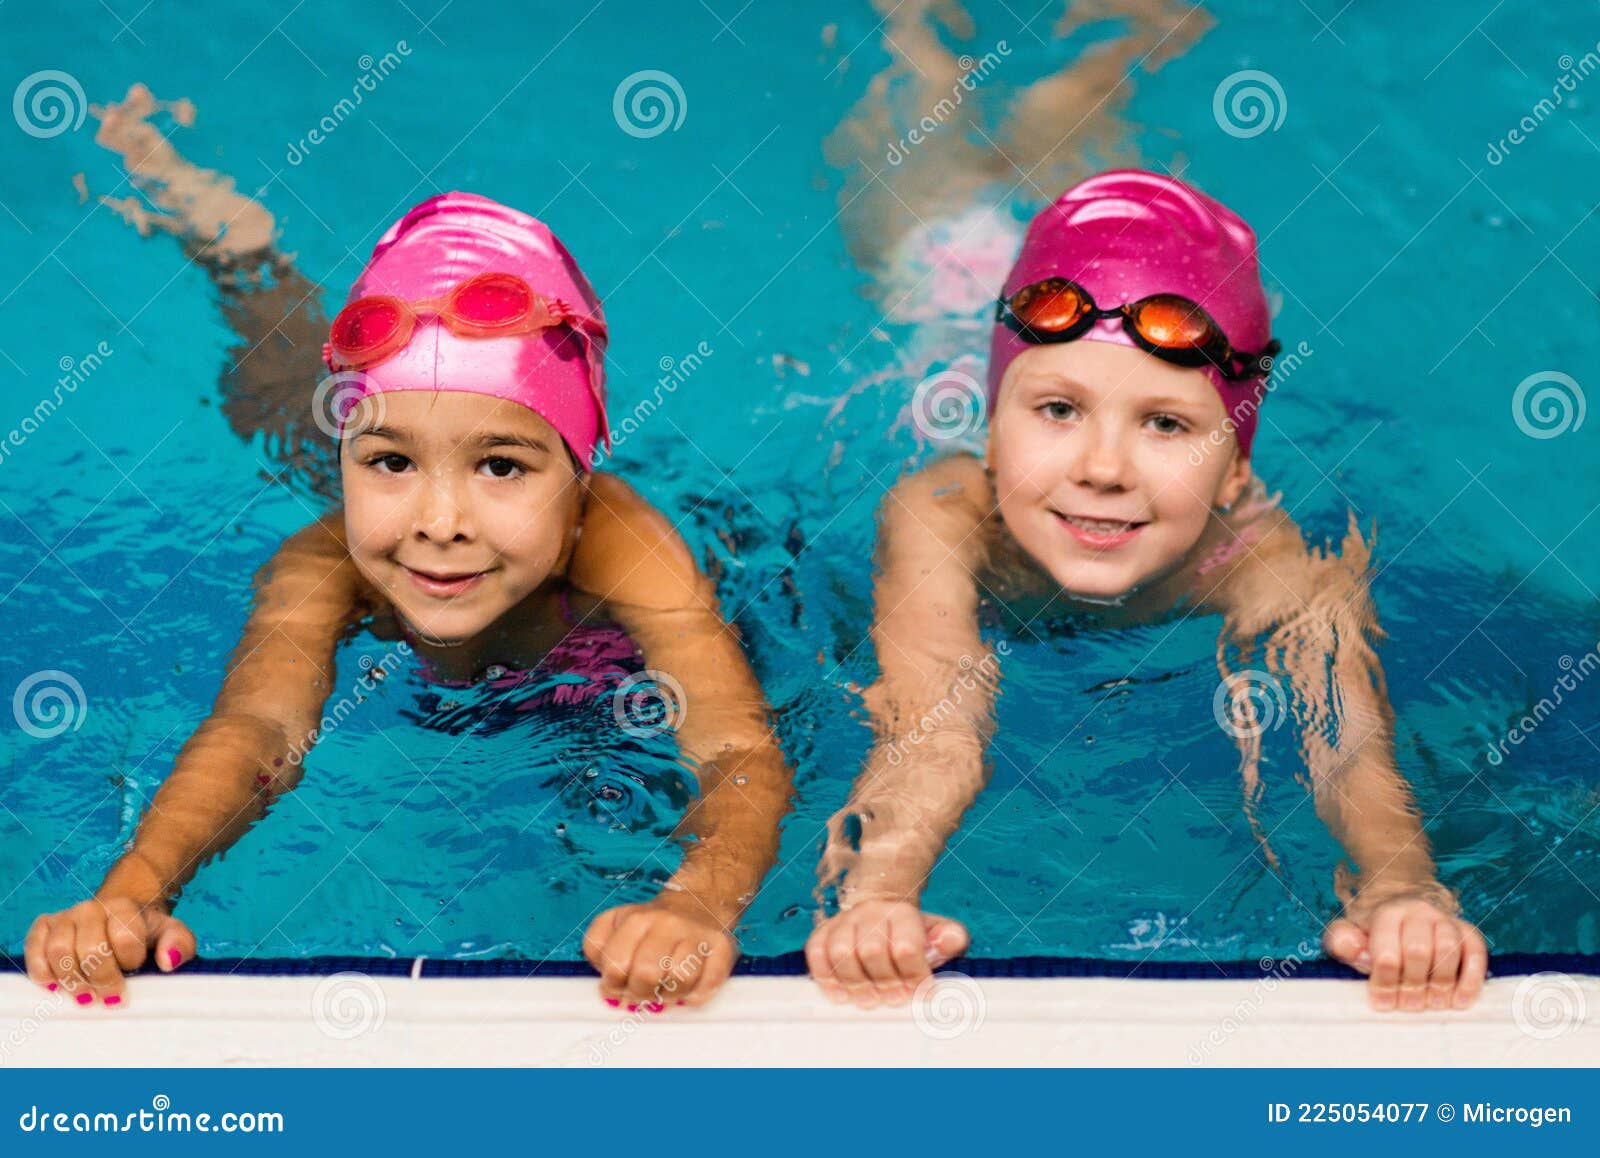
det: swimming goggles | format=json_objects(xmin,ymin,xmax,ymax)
[
  {"xmin": 996, "ymin": 277, "xmax": 1280, "ymax": 382},
  {"xmin": 322, "ymin": 272, "xmax": 601, "ymax": 372}
]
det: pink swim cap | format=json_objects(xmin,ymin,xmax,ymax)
[
  {"xmin": 326, "ymin": 191, "xmax": 609, "ymax": 468},
  {"xmin": 988, "ymin": 169, "xmax": 1274, "ymax": 456}
]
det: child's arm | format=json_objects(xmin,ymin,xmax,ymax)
[
  {"xmin": 1208, "ymin": 510, "xmax": 1488, "ymax": 1011},
  {"xmin": 23, "ymin": 512, "xmax": 365, "ymax": 1004},
  {"xmin": 805, "ymin": 456, "xmax": 998, "ymax": 1008},
  {"xmin": 570, "ymin": 473, "xmax": 794, "ymax": 1008}
]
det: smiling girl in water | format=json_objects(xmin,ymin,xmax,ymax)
[
  {"xmin": 26, "ymin": 192, "xmax": 792, "ymax": 1010},
  {"xmin": 806, "ymin": 170, "xmax": 1488, "ymax": 1013}
]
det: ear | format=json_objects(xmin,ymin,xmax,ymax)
[{"xmin": 1215, "ymin": 447, "xmax": 1252, "ymax": 511}]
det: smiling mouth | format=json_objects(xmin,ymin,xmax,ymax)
[
  {"xmin": 400, "ymin": 564, "xmax": 492, "ymax": 597},
  {"xmin": 403, "ymin": 566, "xmax": 483, "ymax": 582},
  {"xmin": 1057, "ymin": 513, "xmax": 1147, "ymax": 534}
]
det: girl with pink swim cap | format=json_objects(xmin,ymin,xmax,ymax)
[
  {"xmin": 29, "ymin": 193, "xmax": 793, "ymax": 1012},
  {"xmin": 807, "ymin": 170, "xmax": 1488, "ymax": 1014}
]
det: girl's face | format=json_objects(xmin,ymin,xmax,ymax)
[
  {"xmin": 987, "ymin": 340, "xmax": 1251, "ymax": 600},
  {"xmin": 339, "ymin": 390, "xmax": 585, "ymax": 644}
]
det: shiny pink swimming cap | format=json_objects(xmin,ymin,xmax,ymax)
[
  {"xmin": 327, "ymin": 191, "xmax": 608, "ymax": 468},
  {"xmin": 988, "ymin": 169, "xmax": 1273, "ymax": 456}
]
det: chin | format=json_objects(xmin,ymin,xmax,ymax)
[
  {"xmin": 395, "ymin": 602, "xmax": 493, "ymax": 645},
  {"xmin": 1043, "ymin": 559, "xmax": 1142, "ymax": 601}
]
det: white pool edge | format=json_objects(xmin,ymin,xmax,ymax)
[{"xmin": 3, "ymin": 973, "xmax": 1596, "ymax": 1066}]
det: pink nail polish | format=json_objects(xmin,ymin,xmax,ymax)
[
  {"xmin": 47, "ymin": 983, "xmax": 57, "ymax": 992},
  {"xmin": 626, "ymin": 1003, "xmax": 639, "ymax": 1012},
  {"xmin": 604, "ymin": 998, "xmax": 619, "ymax": 1007},
  {"xmin": 76, "ymin": 992, "xmax": 92, "ymax": 1005},
  {"xmin": 675, "ymin": 1000, "xmax": 685, "ymax": 1006},
  {"xmin": 104, "ymin": 995, "xmax": 121, "ymax": 1006},
  {"xmin": 167, "ymin": 948, "xmax": 181, "ymax": 968},
  {"xmin": 645, "ymin": 1001, "xmax": 663, "ymax": 1013}
]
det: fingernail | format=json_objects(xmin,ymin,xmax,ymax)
[
  {"xmin": 1356, "ymin": 952, "xmax": 1371, "ymax": 969},
  {"xmin": 167, "ymin": 948, "xmax": 181, "ymax": 969},
  {"xmin": 76, "ymin": 992, "xmax": 92, "ymax": 1005},
  {"xmin": 604, "ymin": 998, "xmax": 619, "ymax": 1007},
  {"xmin": 626, "ymin": 1004, "xmax": 638, "ymax": 1012},
  {"xmin": 675, "ymin": 1000, "xmax": 685, "ymax": 1006},
  {"xmin": 47, "ymin": 983, "xmax": 57, "ymax": 992},
  {"xmin": 644, "ymin": 1001, "xmax": 663, "ymax": 1013},
  {"xmin": 104, "ymin": 995, "xmax": 121, "ymax": 1006},
  {"xmin": 924, "ymin": 945, "xmax": 942, "ymax": 964}
]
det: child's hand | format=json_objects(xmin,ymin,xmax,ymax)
[
  {"xmin": 24, "ymin": 897, "xmax": 196, "ymax": 1006},
  {"xmin": 805, "ymin": 901, "xmax": 970, "ymax": 1008},
  {"xmin": 582, "ymin": 899, "xmax": 736, "ymax": 1010},
  {"xmin": 1323, "ymin": 895, "xmax": 1488, "ymax": 1012}
]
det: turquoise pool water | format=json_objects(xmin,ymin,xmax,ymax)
[{"xmin": 1, "ymin": 0, "xmax": 1597, "ymax": 964}]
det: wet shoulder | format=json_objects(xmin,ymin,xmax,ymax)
[
  {"xmin": 1197, "ymin": 486, "xmax": 1380, "ymax": 637},
  {"xmin": 879, "ymin": 453, "xmax": 992, "ymax": 547},
  {"xmin": 569, "ymin": 471, "xmax": 711, "ymax": 612}
]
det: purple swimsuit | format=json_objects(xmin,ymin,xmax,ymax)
[{"xmin": 403, "ymin": 587, "xmax": 643, "ymax": 706}]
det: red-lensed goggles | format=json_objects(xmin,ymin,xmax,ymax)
[
  {"xmin": 996, "ymin": 277, "xmax": 1279, "ymax": 382},
  {"xmin": 321, "ymin": 272, "xmax": 601, "ymax": 372}
]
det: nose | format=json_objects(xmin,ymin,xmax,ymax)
[
  {"xmin": 411, "ymin": 473, "xmax": 473, "ymax": 545},
  {"xmin": 1067, "ymin": 416, "xmax": 1135, "ymax": 492}
]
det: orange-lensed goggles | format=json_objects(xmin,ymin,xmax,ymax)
[
  {"xmin": 323, "ymin": 272, "xmax": 600, "ymax": 372},
  {"xmin": 996, "ymin": 277, "xmax": 1279, "ymax": 382}
]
